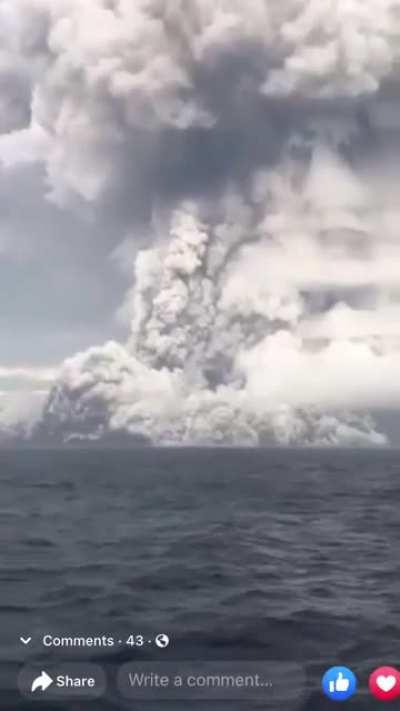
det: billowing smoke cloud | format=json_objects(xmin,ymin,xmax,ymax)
[
  {"xmin": 3, "ymin": 0, "xmax": 400, "ymax": 202},
  {"xmin": 36, "ymin": 341, "xmax": 386, "ymax": 447},
  {"xmin": 2, "ymin": 0, "xmax": 400, "ymax": 446}
]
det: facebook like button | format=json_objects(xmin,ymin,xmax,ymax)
[{"xmin": 322, "ymin": 667, "xmax": 357, "ymax": 702}]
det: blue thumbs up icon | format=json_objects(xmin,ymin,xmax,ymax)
[{"xmin": 322, "ymin": 667, "xmax": 357, "ymax": 701}]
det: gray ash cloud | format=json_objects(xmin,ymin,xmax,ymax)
[{"xmin": 2, "ymin": 0, "xmax": 400, "ymax": 445}]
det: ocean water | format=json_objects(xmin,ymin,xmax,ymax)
[{"xmin": 0, "ymin": 447, "xmax": 399, "ymax": 709}]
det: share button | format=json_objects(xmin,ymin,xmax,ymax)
[{"xmin": 18, "ymin": 663, "xmax": 106, "ymax": 700}]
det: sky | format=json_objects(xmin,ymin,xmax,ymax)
[{"xmin": 1, "ymin": 0, "xmax": 400, "ymax": 446}]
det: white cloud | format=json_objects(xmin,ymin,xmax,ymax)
[
  {"xmin": 0, "ymin": 365, "xmax": 57, "ymax": 381},
  {"xmin": 238, "ymin": 331, "xmax": 400, "ymax": 411}
]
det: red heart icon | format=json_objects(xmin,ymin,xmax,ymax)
[{"xmin": 369, "ymin": 667, "xmax": 400, "ymax": 701}]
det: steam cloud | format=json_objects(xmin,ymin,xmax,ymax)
[{"xmin": 2, "ymin": 0, "xmax": 400, "ymax": 445}]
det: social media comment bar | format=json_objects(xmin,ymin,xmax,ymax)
[{"xmin": 19, "ymin": 661, "xmax": 305, "ymax": 705}]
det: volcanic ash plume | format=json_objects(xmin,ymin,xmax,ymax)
[
  {"xmin": 2, "ymin": 0, "xmax": 400, "ymax": 444},
  {"xmin": 38, "ymin": 152, "xmax": 391, "ymax": 446}
]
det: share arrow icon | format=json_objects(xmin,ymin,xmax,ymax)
[
  {"xmin": 20, "ymin": 636, "xmax": 32, "ymax": 645},
  {"xmin": 31, "ymin": 671, "xmax": 54, "ymax": 692}
]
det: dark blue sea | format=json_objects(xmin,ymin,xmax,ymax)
[{"xmin": 0, "ymin": 448, "xmax": 399, "ymax": 709}]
